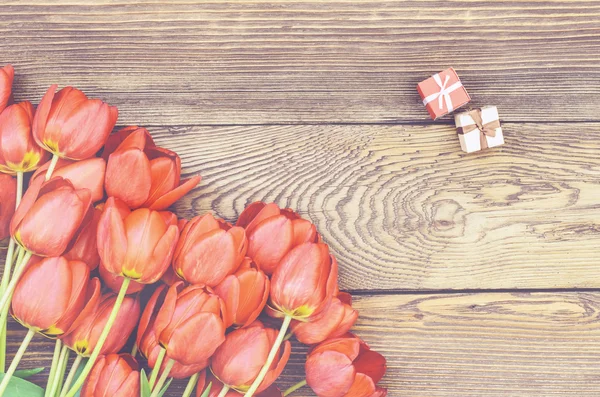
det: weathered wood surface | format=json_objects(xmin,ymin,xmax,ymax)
[
  {"xmin": 2, "ymin": 1, "xmax": 600, "ymax": 124},
  {"xmin": 2, "ymin": 1, "xmax": 600, "ymax": 396},
  {"xmin": 9, "ymin": 292, "xmax": 600, "ymax": 396}
]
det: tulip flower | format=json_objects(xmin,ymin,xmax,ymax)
[
  {"xmin": 11, "ymin": 256, "xmax": 99, "ymax": 337},
  {"xmin": 211, "ymin": 321, "xmax": 291, "ymax": 394},
  {"xmin": 270, "ymin": 242, "xmax": 338, "ymax": 321},
  {"xmin": 306, "ymin": 334, "xmax": 387, "ymax": 397},
  {"xmin": 97, "ymin": 197, "xmax": 179, "ymax": 284},
  {"xmin": 0, "ymin": 65, "xmax": 13, "ymax": 113},
  {"xmin": 0, "ymin": 101, "xmax": 49, "ymax": 174},
  {"xmin": 215, "ymin": 257, "xmax": 269, "ymax": 328},
  {"xmin": 32, "ymin": 85, "xmax": 118, "ymax": 161},
  {"xmin": 80, "ymin": 354, "xmax": 140, "ymax": 397},
  {"xmin": 61, "ymin": 291, "xmax": 140, "ymax": 357},
  {"xmin": 99, "ymin": 266, "xmax": 145, "ymax": 295},
  {"xmin": 154, "ymin": 282, "xmax": 228, "ymax": 368},
  {"xmin": 104, "ymin": 126, "xmax": 201, "ymax": 209},
  {"xmin": 292, "ymin": 292, "xmax": 358, "ymax": 345},
  {"xmin": 0, "ymin": 174, "xmax": 16, "ymax": 240},
  {"xmin": 32, "ymin": 157, "xmax": 106, "ymax": 202},
  {"xmin": 173, "ymin": 213, "xmax": 247, "ymax": 287},
  {"xmin": 10, "ymin": 176, "xmax": 92, "ymax": 257},
  {"xmin": 236, "ymin": 202, "xmax": 319, "ymax": 275},
  {"xmin": 63, "ymin": 207, "xmax": 102, "ymax": 270}
]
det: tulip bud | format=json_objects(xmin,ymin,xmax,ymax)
[
  {"xmin": 104, "ymin": 126, "xmax": 201, "ymax": 210},
  {"xmin": 11, "ymin": 256, "xmax": 100, "ymax": 337},
  {"xmin": 154, "ymin": 282, "xmax": 228, "ymax": 366},
  {"xmin": 0, "ymin": 101, "xmax": 49, "ymax": 174},
  {"xmin": 292, "ymin": 292, "xmax": 358, "ymax": 345},
  {"xmin": 97, "ymin": 197, "xmax": 179, "ymax": 284},
  {"xmin": 63, "ymin": 207, "xmax": 102, "ymax": 270},
  {"xmin": 61, "ymin": 292, "xmax": 140, "ymax": 357},
  {"xmin": 32, "ymin": 157, "xmax": 106, "ymax": 203},
  {"xmin": 305, "ymin": 334, "xmax": 387, "ymax": 397},
  {"xmin": 211, "ymin": 321, "xmax": 291, "ymax": 394},
  {"xmin": 32, "ymin": 85, "xmax": 118, "ymax": 160},
  {"xmin": 236, "ymin": 202, "xmax": 319, "ymax": 275},
  {"xmin": 10, "ymin": 176, "xmax": 92, "ymax": 257},
  {"xmin": 80, "ymin": 354, "xmax": 140, "ymax": 397},
  {"xmin": 215, "ymin": 258, "xmax": 269, "ymax": 328},
  {"xmin": 270, "ymin": 243, "xmax": 338, "ymax": 321},
  {"xmin": 137, "ymin": 286, "xmax": 208, "ymax": 378},
  {"xmin": 0, "ymin": 174, "xmax": 16, "ymax": 240},
  {"xmin": 173, "ymin": 213, "xmax": 247, "ymax": 287},
  {"xmin": 0, "ymin": 65, "xmax": 14, "ymax": 113}
]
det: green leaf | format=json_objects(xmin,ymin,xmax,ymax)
[
  {"xmin": 71, "ymin": 358, "xmax": 88, "ymax": 397},
  {"xmin": 140, "ymin": 369, "xmax": 151, "ymax": 397},
  {"xmin": 199, "ymin": 382, "xmax": 212, "ymax": 397},
  {"xmin": 14, "ymin": 367, "xmax": 45, "ymax": 380},
  {"xmin": 0, "ymin": 372, "xmax": 44, "ymax": 397},
  {"xmin": 156, "ymin": 378, "xmax": 173, "ymax": 397}
]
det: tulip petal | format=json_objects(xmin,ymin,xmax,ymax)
[
  {"xmin": 306, "ymin": 351, "xmax": 356, "ymax": 397},
  {"xmin": 52, "ymin": 260, "xmax": 90, "ymax": 336},
  {"xmin": 247, "ymin": 215, "xmax": 294, "ymax": 275},
  {"xmin": 113, "ymin": 365, "xmax": 140, "ymax": 397},
  {"xmin": 214, "ymin": 275, "xmax": 240, "ymax": 327},
  {"xmin": 147, "ymin": 224, "xmax": 179, "ymax": 283},
  {"xmin": 97, "ymin": 200, "xmax": 128, "ymax": 276},
  {"xmin": 165, "ymin": 312, "xmax": 225, "ymax": 366},
  {"xmin": 136, "ymin": 284, "xmax": 168, "ymax": 347},
  {"xmin": 311, "ymin": 335, "xmax": 361, "ymax": 360},
  {"xmin": 354, "ymin": 349, "xmax": 387, "ymax": 384},
  {"xmin": 80, "ymin": 355, "xmax": 104, "ymax": 396},
  {"xmin": 50, "ymin": 158, "xmax": 106, "ymax": 202},
  {"xmin": 66, "ymin": 277, "xmax": 101, "ymax": 335},
  {"xmin": 239, "ymin": 203, "xmax": 280, "ymax": 233},
  {"xmin": 10, "ymin": 174, "xmax": 44, "ymax": 236},
  {"xmin": 32, "ymin": 84, "xmax": 58, "ymax": 151},
  {"xmin": 344, "ymin": 373, "xmax": 379, "ymax": 397},
  {"xmin": 148, "ymin": 174, "xmax": 202, "ymax": 211},
  {"xmin": 105, "ymin": 146, "xmax": 152, "ymax": 208},
  {"xmin": 154, "ymin": 282, "xmax": 183, "ymax": 339},
  {"xmin": 235, "ymin": 202, "xmax": 267, "ymax": 228},
  {"xmin": 236, "ymin": 269, "xmax": 269, "ymax": 327},
  {"xmin": 291, "ymin": 218, "xmax": 318, "ymax": 246},
  {"xmin": 258, "ymin": 339, "xmax": 291, "ymax": 393}
]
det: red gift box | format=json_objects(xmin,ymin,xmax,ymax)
[{"xmin": 417, "ymin": 68, "xmax": 471, "ymax": 120}]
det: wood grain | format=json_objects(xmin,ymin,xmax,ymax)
[
  {"xmin": 1, "ymin": 1, "xmax": 599, "ymax": 124},
  {"xmin": 7, "ymin": 292, "xmax": 600, "ymax": 396},
  {"xmin": 142, "ymin": 122, "xmax": 600, "ymax": 291}
]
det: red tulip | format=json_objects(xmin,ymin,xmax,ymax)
[
  {"xmin": 153, "ymin": 282, "xmax": 228, "ymax": 366},
  {"xmin": 292, "ymin": 292, "xmax": 358, "ymax": 345},
  {"xmin": 215, "ymin": 257, "xmax": 269, "ymax": 328},
  {"xmin": 270, "ymin": 243, "xmax": 338, "ymax": 321},
  {"xmin": 0, "ymin": 174, "xmax": 16, "ymax": 240},
  {"xmin": 100, "ymin": 125, "xmax": 138, "ymax": 161},
  {"xmin": 97, "ymin": 197, "xmax": 179, "ymax": 284},
  {"xmin": 211, "ymin": 321, "xmax": 291, "ymax": 394},
  {"xmin": 11, "ymin": 256, "xmax": 100, "ymax": 337},
  {"xmin": 0, "ymin": 65, "xmax": 13, "ymax": 113},
  {"xmin": 11, "ymin": 176, "xmax": 92, "ymax": 257},
  {"xmin": 61, "ymin": 291, "xmax": 140, "ymax": 357},
  {"xmin": 32, "ymin": 157, "xmax": 106, "ymax": 202},
  {"xmin": 32, "ymin": 85, "xmax": 118, "ymax": 160},
  {"xmin": 80, "ymin": 354, "xmax": 140, "ymax": 397},
  {"xmin": 173, "ymin": 213, "xmax": 247, "ymax": 287},
  {"xmin": 137, "ymin": 286, "xmax": 208, "ymax": 378},
  {"xmin": 0, "ymin": 101, "xmax": 49, "ymax": 174},
  {"xmin": 236, "ymin": 202, "xmax": 319, "ymax": 275},
  {"xmin": 305, "ymin": 334, "xmax": 387, "ymax": 397},
  {"xmin": 63, "ymin": 207, "xmax": 102, "ymax": 270},
  {"xmin": 104, "ymin": 126, "xmax": 201, "ymax": 209},
  {"xmin": 99, "ymin": 265, "xmax": 145, "ymax": 295}
]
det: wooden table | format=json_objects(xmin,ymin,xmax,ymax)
[{"xmin": 2, "ymin": 1, "xmax": 600, "ymax": 396}]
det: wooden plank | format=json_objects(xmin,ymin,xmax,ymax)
[
  {"xmin": 1, "ymin": 1, "xmax": 599, "ymax": 124},
  {"xmin": 145, "ymin": 122, "xmax": 600, "ymax": 291},
  {"xmin": 8, "ymin": 292, "xmax": 600, "ymax": 396}
]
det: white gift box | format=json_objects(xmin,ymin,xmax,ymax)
[{"xmin": 454, "ymin": 106, "xmax": 504, "ymax": 153}]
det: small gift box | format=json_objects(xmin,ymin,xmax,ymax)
[
  {"xmin": 454, "ymin": 106, "xmax": 504, "ymax": 153},
  {"xmin": 417, "ymin": 68, "xmax": 471, "ymax": 119}
]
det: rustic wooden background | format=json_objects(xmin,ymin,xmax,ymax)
[{"xmin": 2, "ymin": 1, "xmax": 600, "ymax": 396}]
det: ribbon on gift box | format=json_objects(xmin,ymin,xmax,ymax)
[
  {"xmin": 456, "ymin": 108, "xmax": 501, "ymax": 150},
  {"xmin": 422, "ymin": 73, "xmax": 464, "ymax": 113}
]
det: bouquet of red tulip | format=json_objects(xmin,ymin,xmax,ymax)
[{"xmin": 0, "ymin": 64, "xmax": 387, "ymax": 397}]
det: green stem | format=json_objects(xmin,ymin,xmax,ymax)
[
  {"xmin": 130, "ymin": 343, "xmax": 138, "ymax": 358},
  {"xmin": 58, "ymin": 355, "xmax": 82, "ymax": 397},
  {"xmin": 243, "ymin": 315, "xmax": 292, "ymax": 397},
  {"xmin": 0, "ymin": 239, "xmax": 16, "ymax": 373},
  {"xmin": 44, "ymin": 340, "xmax": 62, "ymax": 397},
  {"xmin": 63, "ymin": 278, "xmax": 131, "ymax": 397},
  {"xmin": 150, "ymin": 359, "xmax": 174, "ymax": 397},
  {"xmin": 15, "ymin": 171, "xmax": 23, "ymax": 208},
  {"xmin": 283, "ymin": 380, "xmax": 307, "ymax": 397},
  {"xmin": 149, "ymin": 347, "xmax": 166, "ymax": 389},
  {"xmin": 217, "ymin": 385, "xmax": 230, "ymax": 397},
  {"xmin": 0, "ymin": 251, "xmax": 32, "ymax": 315},
  {"xmin": 0, "ymin": 328, "xmax": 35, "ymax": 396},
  {"xmin": 181, "ymin": 373, "xmax": 199, "ymax": 397},
  {"xmin": 44, "ymin": 154, "xmax": 60, "ymax": 181},
  {"xmin": 48, "ymin": 345, "xmax": 69, "ymax": 397}
]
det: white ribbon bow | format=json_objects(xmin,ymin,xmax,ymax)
[{"xmin": 422, "ymin": 73, "xmax": 463, "ymax": 113}]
